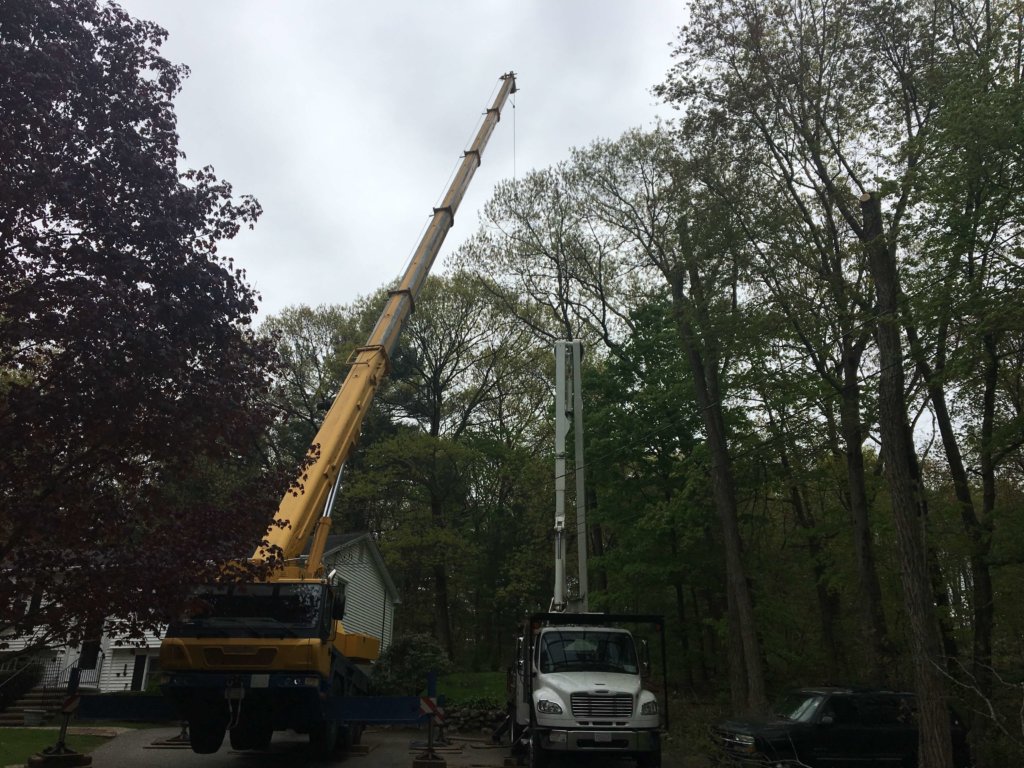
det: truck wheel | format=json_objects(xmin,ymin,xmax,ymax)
[
  {"xmin": 637, "ymin": 748, "xmax": 662, "ymax": 768},
  {"xmin": 189, "ymin": 720, "xmax": 226, "ymax": 754},
  {"xmin": 528, "ymin": 730, "xmax": 547, "ymax": 768},
  {"xmin": 229, "ymin": 726, "xmax": 252, "ymax": 751},
  {"xmin": 333, "ymin": 722, "xmax": 363, "ymax": 754},
  {"xmin": 230, "ymin": 723, "xmax": 272, "ymax": 751},
  {"xmin": 309, "ymin": 720, "xmax": 338, "ymax": 757},
  {"xmin": 252, "ymin": 727, "xmax": 272, "ymax": 751}
]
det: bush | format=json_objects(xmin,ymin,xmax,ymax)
[
  {"xmin": 372, "ymin": 634, "xmax": 452, "ymax": 695},
  {"xmin": 0, "ymin": 661, "xmax": 43, "ymax": 713},
  {"xmin": 439, "ymin": 671, "xmax": 507, "ymax": 708}
]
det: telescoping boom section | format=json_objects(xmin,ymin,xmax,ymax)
[
  {"xmin": 159, "ymin": 72, "xmax": 517, "ymax": 757},
  {"xmin": 256, "ymin": 71, "xmax": 517, "ymax": 579}
]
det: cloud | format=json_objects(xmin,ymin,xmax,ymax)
[{"xmin": 118, "ymin": 0, "xmax": 683, "ymax": 318}]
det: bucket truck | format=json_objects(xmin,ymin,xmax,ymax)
[
  {"xmin": 158, "ymin": 72, "xmax": 517, "ymax": 756},
  {"xmin": 508, "ymin": 341, "xmax": 667, "ymax": 768}
]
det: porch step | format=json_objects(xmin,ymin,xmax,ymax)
[{"xmin": 0, "ymin": 685, "xmax": 99, "ymax": 727}]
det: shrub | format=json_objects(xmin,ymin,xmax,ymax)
[{"xmin": 372, "ymin": 634, "xmax": 452, "ymax": 695}]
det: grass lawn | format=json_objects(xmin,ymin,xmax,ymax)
[
  {"xmin": 0, "ymin": 730, "xmax": 112, "ymax": 765},
  {"xmin": 439, "ymin": 671, "xmax": 507, "ymax": 706}
]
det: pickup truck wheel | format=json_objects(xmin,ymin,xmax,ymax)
[{"xmin": 528, "ymin": 730, "xmax": 547, "ymax": 768}]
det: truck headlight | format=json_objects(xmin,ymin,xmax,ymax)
[
  {"xmin": 537, "ymin": 699, "xmax": 563, "ymax": 714},
  {"xmin": 734, "ymin": 733, "xmax": 756, "ymax": 752},
  {"xmin": 641, "ymin": 700, "xmax": 659, "ymax": 715}
]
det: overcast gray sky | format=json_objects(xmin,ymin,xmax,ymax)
[{"xmin": 118, "ymin": 1, "xmax": 684, "ymax": 319}]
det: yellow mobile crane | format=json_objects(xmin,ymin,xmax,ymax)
[{"xmin": 159, "ymin": 72, "xmax": 517, "ymax": 756}]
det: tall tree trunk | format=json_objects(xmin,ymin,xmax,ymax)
[
  {"xmin": 668, "ymin": 253, "xmax": 767, "ymax": 714},
  {"xmin": 838, "ymin": 357, "xmax": 896, "ymax": 685},
  {"xmin": 668, "ymin": 521, "xmax": 696, "ymax": 689},
  {"xmin": 904, "ymin": 319, "xmax": 995, "ymax": 713},
  {"xmin": 694, "ymin": 585, "xmax": 714, "ymax": 687},
  {"xmin": 789, "ymin": 478, "xmax": 843, "ymax": 673},
  {"xmin": 861, "ymin": 192, "xmax": 952, "ymax": 768},
  {"xmin": 430, "ymin": 488, "xmax": 455, "ymax": 659},
  {"xmin": 674, "ymin": 581, "xmax": 695, "ymax": 690},
  {"xmin": 774, "ymin": 415, "xmax": 843, "ymax": 673}
]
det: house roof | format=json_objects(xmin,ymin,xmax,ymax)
[{"xmin": 305, "ymin": 532, "xmax": 400, "ymax": 605}]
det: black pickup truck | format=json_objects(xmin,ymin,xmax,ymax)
[{"xmin": 711, "ymin": 687, "xmax": 970, "ymax": 767}]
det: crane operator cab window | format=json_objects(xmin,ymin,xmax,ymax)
[{"xmin": 167, "ymin": 583, "xmax": 326, "ymax": 639}]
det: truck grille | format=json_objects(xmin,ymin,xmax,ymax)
[{"xmin": 571, "ymin": 692, "xmax": 633, "ymax": 719}]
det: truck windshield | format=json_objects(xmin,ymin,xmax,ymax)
[
  {"xmin": 166, "ymin": 583, "xmax": 324, "ymax": 638},
  {"xmin": 773, "ymin": 692, "xmax": 825, "ymax": 722},
  {"xmin": 538, "ymin": 630, "xmax": 639, "ymax": 674}
]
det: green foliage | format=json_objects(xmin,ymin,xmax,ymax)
[
  {"xmin": 439, "ymin": 671, "xmax": 507, "ymax": 707},
  {"xmin": 372, "ymin": 633, "xmax": 452, "ymax": 695}
]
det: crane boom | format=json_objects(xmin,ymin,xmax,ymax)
[
  {"xmin": 161, "ymin": 73, "xmax": 518, "ymax": 757},
  {"xmin": 255, "ymin": 72, "xmax": 517, "ymax": 577}
]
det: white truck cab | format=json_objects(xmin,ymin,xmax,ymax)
[{"xmin": 511, "ymin": 613, "xmax": 665, "ymax": 768}]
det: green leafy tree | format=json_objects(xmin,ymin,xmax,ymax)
[
  {"xmin": 659, "ymin": 0, "xmax": 1024, "ymax": 759},
  {"xmin": 585, "ymin": 297, "xmax": 722, "ymax": 689}
]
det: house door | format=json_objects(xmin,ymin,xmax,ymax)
[{"xmin": 130, "ymin": 655, "xmax": 147, "ymax": 691}]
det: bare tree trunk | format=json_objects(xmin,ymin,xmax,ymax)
[
  {"xmin": 669, "ymin": 254, "xmax": 767, "ymax": 714},
  {"xmin": 432, "ymin": 560, "xmax": 454, "ymax": 659},
  {"xmin": 775, "ymin": 416, "xmax": 843, "ymax": 673},
  {"xmin": 789, "ymin": 479, "xmax": 843, "ymax": 673},
  {"xmin": 724, "ymin": 577, "xmax": 749, "ymax": 713},
  {"xmin": 429, "ymin": 476, "xmax": 455, "ymax": 658},
  {"xmin": 693, "ymin": 586, "xmax": 714, "ymax": 687},
  {"xmin": 905, "ymin": 320, "xmax": 995, "ymax": 714},
  {"xmin": 674, "ymin": 581, "xmax": 695, "ymax": 690},
  {"xmin": 861, "ymin": 192, "xmax": 952, "ymax": 768},
  {"xmin": 838, "ymin": 358, "xmax": 897, "ymax": 685}
]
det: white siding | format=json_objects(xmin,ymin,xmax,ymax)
[
  {"xmin": 98, "ymin": 648, "xmax": 159, "ymax": 692},
  {"xmin": 0, "ymin": 628, "xmax": 53, "ymax": 654},
  {"xmin": 97, "ymin": 630, "xmax": 162, "ymax": 693},
  {"xmin": 324, "ymin": 538, "xmax": 395, "ymax": 652}
]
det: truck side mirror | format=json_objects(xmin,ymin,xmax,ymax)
[
  {"xmin": 638, "ymin": 639, "xmax": 651, "ymax": 676},
  {"xmin": 332, "ymin": 587, "xmax": 346, "ymax": 620}
]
